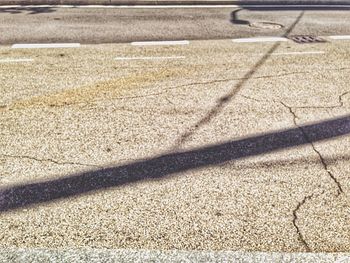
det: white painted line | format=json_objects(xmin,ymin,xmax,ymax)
[
  {"xmin": 329, "ymin": 35, "xmax": 350, "ymax": 40},
  {"xmin": 232, "ymin": 37, "xmax": 288, "ymax": 43},
  {"xmin": 115, "ymin": 56, "xmax": 185, "ymax": 61},
  {"xmin": 270, "ymin": 51, "xmax": 325, "ymax": 55},
  {"xmin": 11, "ymin": 43, "xmax": 80, "ymax": 49},
  {"xmin": 131, "ymin": 40, "xmax": 189, "ymax": 46},
  {"xmin": 1, "ymin": 5, "xmax": 350, "ymax": 9},
  {"xmin": 0, "ymin": 58, "xmax": 34, "ymax": 63}
]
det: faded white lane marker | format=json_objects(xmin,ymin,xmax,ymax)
[
  {"xmin": 270, "ymin": 51, "xmax": 325, "ymax": 55},
  {"xmin": 131, "ymin": 40, "xmax": 189, "ymax": 46},
  {"xmin": 12, "ymin": 43, "xmax": 80, "ymax": 49},
  {"xmin": 115, "ymin": 56, "xmax": 185, "ymax": 61},
  {"xmin": 329, "ymin": 35, "xmax": 350, "ymax": 40},
  {"xmin": 0, "ymin": 58, "xmax": 34, "ymax": 63},
  {"xmin": 232, "ymin": 37, "xmax": 288, "ymax": 43}
]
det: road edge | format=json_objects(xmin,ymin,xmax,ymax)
[{"xmin": 1, "ymin": 248, "xmax": 350, "ymax": 262}]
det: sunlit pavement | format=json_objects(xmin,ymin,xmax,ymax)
[{"xmin": 0, "ymin": 37, "xmax": 349, "ymax": 256}]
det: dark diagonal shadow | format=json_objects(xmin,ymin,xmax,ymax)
[
  {"xmin": 0, "ymin": 115, "xmax": 349, "ymax": 213},
  {"xmin": 174, "ymin": 11, "xmax": 305, "ymax": 146}
]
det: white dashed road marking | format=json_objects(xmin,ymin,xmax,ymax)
[
  {"xmin": 270, "ymin": 51, "xmax": 325, "ymax": 55},
  {"xmin": 131, "ymin": 40, "xmax": 189, "ymax": 46},
  {"xmin": 329, "ymin": 35, "xmax": 350, "ymax": 40},
  {"xmin": 232, "ymin": 37, "xmax": 288, "ymax": 43},
  {"xmin": 115, "ymin": 56, "xmax": 185, "ymax": 61},
  {"xmin": 0, "ymin": 58, "xmax": 34, "ymax": 63},
  {"xmin": 12, "ymin": 43, "xmax": 80, "ymax": 49}
]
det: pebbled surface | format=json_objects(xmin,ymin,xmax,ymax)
[{"xmin": 0, "ymin": 39, "xmax": 349, "ymax": 252}]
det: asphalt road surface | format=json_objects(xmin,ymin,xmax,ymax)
[
  {"xmin": 0, "ymin": 5, "xmax": 350, "ymax": 262},
  {"xmin": 0, "ymin": 5, "xmax": 350, "ymax": 44}
]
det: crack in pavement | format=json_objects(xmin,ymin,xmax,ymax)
[
  {"xmin": 280, "ymin": 102, "xmax": 345, "ymax": 252},
  {"xmin": 286, "ymin": 91, "xmax": 350, "ymax": 109},
  {"xmin": 0, "ymin": 71, "xmax": 313, "ymax": 111},
  {"xmin": 0, "ymin": 154, "xmax": 101, "ymax": 168},
  {"xmin": 280, "ymin": 102, "xmax": 344, "ymax": 195},
  {"xmin": 292, "ymin": 194, "xmax": 314, "ymax": 252},
  {"xmin": 240, "ymin": 91, "xmax": 350, "ymax": 109},
  {"xmin": 171, "ymin": 11, "xmax": 306, "ymax": 148},
  {"xmin": 53, "ymin": 71, "xmax": 313, "ymax": 107},
  {"xmin": 91, "ymin": 67, "xmax": 350, "ymax": 104},
  {"xmin": 3, "ymin": 67, "xmax": 348, "ymax": 111}
]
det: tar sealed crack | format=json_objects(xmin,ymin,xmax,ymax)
[
  {"xmin": 1, "ymin": 154, "xmax": 101, "ymax": 168},
  {"xmin": 292, "ymin": 194, "xmax": 313, "ymax": 251}
]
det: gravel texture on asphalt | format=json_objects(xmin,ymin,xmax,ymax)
[{"xmin": 0, "ymin": 40, "xmax": 349, "ymax": 252}]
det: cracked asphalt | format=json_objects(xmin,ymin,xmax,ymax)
[{"xmin": 0, "ymin": 39, "xmax": 349, "ymax": 253}]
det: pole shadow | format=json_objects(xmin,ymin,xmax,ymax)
[{"xmin": 0, "ymin": 115, "xmax": 349, "ymax": 213}]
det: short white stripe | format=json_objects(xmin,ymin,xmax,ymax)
[
  {"xmin": 0, "ymin": 58, "xmax": 34, "ymax": 63},
  {"xmin": 232, "ymin": 37, "xmax": 288, "ymax": 43},
  {"xmin": 329, "ymin": 35, "xmax": 350, "ymax": 40},
  {"xmin": 115, "ymin": 56, "xmax": 185, "ymax": 60},
  {"xmin": 271, "ymin": 51, "xmax": 325, "ymax": 55},
  {"xmin": 131, "ymin": 40, "xmax": 189, "ymax": 46},
  {"xmin": 12, "ymin": 43, "xmax": 80, "ymax": 49}
]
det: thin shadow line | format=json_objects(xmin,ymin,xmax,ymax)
[
  {"xmin": 0, "ymin": 114, "xmax": 348, "ymax": 212},
  {"xmin": 174, "ymin": 11, "xmax": 305, "ymax": 147}
]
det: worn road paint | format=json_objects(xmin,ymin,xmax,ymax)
[
  {"xmin": 115, "ymin": 56, "xmax": 185, "ymax": 60},
  {"xmin": 232, "ymin": 37, "xmax": 288, "ymax": 43},
  {"xmin": 329, "ymin": 35, "xmax": 350, "ymax": 40},
  {"xmin": 0, "ymin": 58, "xmax": 34, "ymax": 63},
  {"xmin": 131, "ymin": 40, "xmax": 189, "ymax": 46},
  {"xmin": 12, "ymin": 43, "xmax": 80, "ymax": 49},
  {"xmin": 270, "ymin": 51, "xmax": 325, "ymax": 55}
]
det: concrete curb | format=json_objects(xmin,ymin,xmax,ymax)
[
  {"xmin": 1, "ymin": 0, "xmax": 350, "ymax": 6},
  {"xmin": 1, "ymin": 249, "xmax": 350, "ymax": 263}
]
